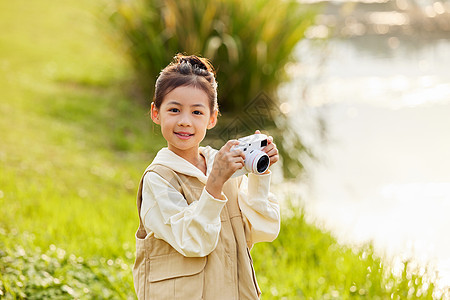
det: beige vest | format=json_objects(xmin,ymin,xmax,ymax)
[{"xmin": 133, "ymin": 164, "xmax": 261, "ymax": 300}]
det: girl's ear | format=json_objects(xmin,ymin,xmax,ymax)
[
  {"xmin": 207, "ymin": 109, "xmax": 219, "ymax": 130},
  {"xmin": 151, "ymin": 102, "xmax": 161, "ymax": 125}
]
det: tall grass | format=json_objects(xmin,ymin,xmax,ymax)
[
  {"xmin": 108, "ymin": 0, "xmax": 317, "ymax": 112},
  {"xmin": 0, "ymin": 0, "xmax": 445, "ymax": 299}
]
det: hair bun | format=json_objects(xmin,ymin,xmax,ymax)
[
  {"xmin": 176, "ymin": 54, "xmax": 214, "ymax": 76},
  {"xmin": 180, "ymin": 56, "xmax": 207, "ymax": 71}
]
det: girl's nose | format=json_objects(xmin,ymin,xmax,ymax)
[{"xmin": 177, "ymin": 114, "xmax": 192, "ymax": 126}]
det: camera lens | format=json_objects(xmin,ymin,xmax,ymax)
[
  {"xmin": 245, "ymin": 150, "xmax": 270, "ymax": 174},
  {"xmin": 257, "ymin": 155, "xmax": 270, "ymax": 173}
]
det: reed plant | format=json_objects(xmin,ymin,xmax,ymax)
[{"xmin": 109, "ymin": 0, "xmax": 317, "ymax": 112}]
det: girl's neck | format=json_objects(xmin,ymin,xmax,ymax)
[{"xmin": 168, "ymin": 146, "xmax": 206, "ymax": 175}]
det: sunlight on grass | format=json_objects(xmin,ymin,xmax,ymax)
[{"xmin": 0, "ymin": 0, "xmax": 163, "ymax": 259}]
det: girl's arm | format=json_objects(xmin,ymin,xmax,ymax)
[
  {"xmin": 238, "ymin": 171, "xmax": 280, "ymax": 248},
  {"xmin": 141, "ymin": 171, "xmax": 227, "ymax": 257}
]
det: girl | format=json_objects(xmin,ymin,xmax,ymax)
[{"xmin": 133, "ymin": 54, "xmax": 280, "ymax": 300}]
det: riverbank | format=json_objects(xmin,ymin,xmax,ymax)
[{"xmin": 281, "ymin": 0, "xmax": 450, "ymax": 297}]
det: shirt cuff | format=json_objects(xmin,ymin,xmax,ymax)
[
  {"xmin": 195, "ymin": 187, "xmax": 228, "ymax": 224},
  {"xmin": 247, "ymin": 171, "xmax": 272, "ymax": 199}
]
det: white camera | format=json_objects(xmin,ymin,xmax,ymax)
[{"xmin": 231, "ymin": 133, "xmax": 270, "ymax": 178}]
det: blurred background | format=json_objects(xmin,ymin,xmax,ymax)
[
  {"xmin": 280, "ymin": 0, "xmax": 450, "ymax": 293},
  {"xmin": 1, "ymin": 0, "xmax": 449, "ymax": 298}
]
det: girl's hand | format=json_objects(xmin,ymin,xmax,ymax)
[
  {"xmin": 206, "ymin": 140, "xmax": 245, "ymax": 199},
  {"xmin": 255, "ymin": 130, "xmax": 279, "ymax": 173}
]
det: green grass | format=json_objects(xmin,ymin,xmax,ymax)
[
  {"xmin": 0, "ymin": 1, "xmax": 163, "ymax": 297},
  {"xmin": 254, "ymin": 206, "xmax": 440, "ymax": 299},
  {"xmin": 0, "ymin": 0, "xmax": 445, "ymax": 299},
  {"xmin": 0, "ymin": 0, "xmax": 164, "ymax": 256}
]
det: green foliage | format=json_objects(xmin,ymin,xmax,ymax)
[
  {"xmin": 108, "ymin": 0, "xmax": 317, "ymax": 112},
  {"xmin": 0, "ymin": 231, "xmax": 133, "ymax": 300}
]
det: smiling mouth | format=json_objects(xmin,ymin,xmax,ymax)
[{"xmin": 175, "ymin": 132, "xmax": 194, "ymax": 139}]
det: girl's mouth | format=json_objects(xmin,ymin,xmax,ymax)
[{"xmin": 175, "ymin": 132, "xmax": 194, "ymax": 140}]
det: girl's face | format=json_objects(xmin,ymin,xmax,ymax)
[{"xmin": 151, "ymin": 85, "xmax": 218, "ymax": 158}]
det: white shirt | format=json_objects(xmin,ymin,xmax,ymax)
[{"xmin": 140, "ymin": 146, "xmax": 280, "ymax": 257}]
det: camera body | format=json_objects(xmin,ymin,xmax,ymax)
[{"xmin": 231, "ymin": 133, "xmax": 270, "ymax": 178}]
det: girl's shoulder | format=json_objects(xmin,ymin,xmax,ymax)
[{"xmin": 142, "ymin": 164, "xmax": 183, "ymax": 194}]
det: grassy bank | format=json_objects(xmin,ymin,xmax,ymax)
[{"xmin": 0, "ymin": 0, "xmax": 442, "ymax": 299}]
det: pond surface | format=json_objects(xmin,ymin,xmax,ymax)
[{"xmin": 279, "ymin": 4, "xmax": 450, "ymax": 293}]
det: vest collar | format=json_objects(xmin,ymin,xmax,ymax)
[{"xmin": 149, "ymin": 146, "xmax": 217, "ymax": 184}]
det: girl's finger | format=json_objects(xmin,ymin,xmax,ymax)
[
  {"xmin": 231, "ymin": 148, "xmax": 245, "ymax": 159},
  {"xmin": 223, "ymin": 139, "xmax": 239, "ymax": 151},
  {"xmin": 232, "ymin": 156, "xmax": 245, "ymax": 165},
  {"xmin": 266, "ymin": 148, "xmax": 278, "ymax": 157},
  {"xmin": 263, "ymin": 143, "xmax": 276, "ymax": 153},
  {"xmin": 270, "ymin": 155, "xmax": 279, "ymax": 165}
]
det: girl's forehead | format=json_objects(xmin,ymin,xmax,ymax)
[{"xmin": 163, "ymin": 85, "xmax": 209, "ymax": 106}]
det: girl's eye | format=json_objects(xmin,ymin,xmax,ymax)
[
  {"xmin": 193, "ymin": 110, "xmax": 203, "ymax": 115},
  {"xmin": 169, "ymin": 108, "xmax": 179, "ymax": 113}
]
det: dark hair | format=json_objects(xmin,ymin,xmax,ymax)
[{"xmin": 153, "ymin": 54, "xmax": 218, "ymax": 114}]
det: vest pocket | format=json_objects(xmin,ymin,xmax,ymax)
[{"xmin": 148, "ymin": 253, "xmax": 207, "ymax": 300}]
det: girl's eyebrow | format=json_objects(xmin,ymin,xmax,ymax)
[{"xmin": 167, "ymin": 101, "xmax": 206, "ymax": 108}]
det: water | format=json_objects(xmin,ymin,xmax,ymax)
[{"xmin": 278, "ymin": 20, "xmax": 450, "ymax": 294}]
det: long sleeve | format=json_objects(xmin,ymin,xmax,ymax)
[
  {"xmin": 140, "ymin": 171, "xmax": 227, "ymax": 257},
  {"xmin": 238, "ymin": 171, "xmax": 280, "ymax": 246}
]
